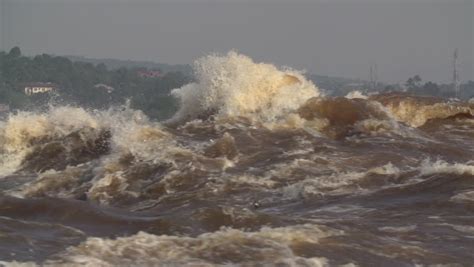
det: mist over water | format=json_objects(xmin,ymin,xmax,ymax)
[{"xmin": 1, "ymin": 52, "xmax": 474, "ymax": 266}]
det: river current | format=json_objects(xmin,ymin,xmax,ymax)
[{"xmin": 1, "ymin": 52, "xmax": 473, "ymax": 266}]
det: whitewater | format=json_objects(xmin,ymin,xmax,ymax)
[{"xmin": 1, "ymin": 52, "xmax": 474, "ymax": 266}]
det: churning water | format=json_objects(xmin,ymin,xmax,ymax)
[{"xmin": 1, "ymin": 52, "xmax": 473, "ymax": 266}]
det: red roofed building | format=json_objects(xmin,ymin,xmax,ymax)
[{"xmin": 137, "ymin": 70, "xmax": 163, "ymax": 78}]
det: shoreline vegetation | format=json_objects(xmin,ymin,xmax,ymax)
[{"xmin": 1, "ymin": 47, "xmax": 473, "ymax": 119}]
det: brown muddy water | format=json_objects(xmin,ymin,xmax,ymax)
[{"xmin": 1, "ymin": 52, "xmax": 474, "ymax": 266}]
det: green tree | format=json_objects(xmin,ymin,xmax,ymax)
[
  {"xmin": 8, "ymin": 47, "xmax": 21, "ymax": 58},
  {"xmin": 405, "ymin": 75, "xmax": 422, "ymax": 91},
  {"xmin": 420, "ymin": 81, "xmax": 440, "ymax": 96},
  {"xmin": 0, "ymin": 48, "xmax": 192, "ymax": 116}
]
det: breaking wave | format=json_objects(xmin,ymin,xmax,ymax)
[
  {"xmin": 0, "ymin": 107, "xmax": 107, "ymax": 176},
  {"xmin": 2, "ymin": 52, "xmax": 474, "ymax": 266},
  {"xmin": 169, "ymin": 51, "xmax": 320, "ymax": 124},
  {"xmin": 371, "ymin": 93, "xmax": 474, "ymax": 127},
  {"xmin": 46, "ymin": 225, "xmax": 339, "ymax": 266}
]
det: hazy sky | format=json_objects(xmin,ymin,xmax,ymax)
[{"xmin": 1, "ymin": 0, "xmax": 472, "ymax": 83}]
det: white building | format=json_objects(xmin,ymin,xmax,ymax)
[{"xmin": 23, "ymin": 82, "xmax": 58, "ymax": 95}]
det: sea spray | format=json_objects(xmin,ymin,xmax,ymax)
[
  {"xmin": 1, "ymin": 53, "xmax": 474, "ymax": 266},
  {"xmin": 169, "ymin": 51, "xmax": 320, "ymax": 124}
]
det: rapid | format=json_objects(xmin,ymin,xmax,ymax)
[{"xmin": 1, "ymin": 52, "xmax": 473, "ymax": 266}]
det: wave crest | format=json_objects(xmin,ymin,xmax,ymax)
[
  {"xmin": 169, "ymin": 51, "xmax": 320, "ymax": 124},
  {"xmin": 371, "ymin": 93, "xmax": 474, "ymax": 127}
]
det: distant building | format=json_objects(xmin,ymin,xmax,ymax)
[
  {"xmin": 94, "ymin": 83, "xmax": 114, "ymax": 93},
  {"xmin": 137, "ymin": 70, "xmax": 163, "ymax": 78},
  {"xmin": 23, "ymin": 82, "xmax": 58, "ymax": 95}
]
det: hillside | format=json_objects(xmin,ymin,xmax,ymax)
[{"xmin": 65, "ymin": 55, "xmax": 193, "ymax": 75}]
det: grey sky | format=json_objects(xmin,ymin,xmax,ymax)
[{"xmin": 1, "ymin": 0, "xmax": 472, "ymax": 83}]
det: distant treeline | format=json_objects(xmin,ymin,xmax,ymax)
[
  {"xmin": 309, "ymin": 73, "xmax": 474, "ymax": 100},
  {"xmin": 65, "ymin": 55, "xmax": 193, "ymax": 75},
  {"xmin": 1, "ymin": 47, "xmax": 473, "ymax": 119},
  {"xmin": 0, "ymin": 47, "xmax": 192, "ymax": 119},
  {"xmin": 399, "ymin": 75, "xmax": 474, "ymax": 100}
]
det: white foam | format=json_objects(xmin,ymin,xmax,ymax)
[
  {"xmin": 0, "ymin": 261, "xmax": 37, "ymax": 267},
  {"xmin": 345, "ymin": 91, "xmax": 368, "ymax": 100},
  {"xmin": 450, "ymin": 190, "xmax": 474, "ymax": 203},
  {"xmin": 0, "ymin": 107, "xmax": 103, "ymax": 177},
  {"xmin": 0, "ymin": 104, "xmax": 195, "ymax": 203},
  {"xmin": 380, "ymin": 99, "xmax": 473, "ymax": 128},
  {"xmin": 419, "ymin": 160, "xmax": 474, "ymax": 176},
  {"xmin": 448, "ymin": 224, "xmax": 474, "ymax": 235},
  {"xmin": 48, "ymin": 224, "xmax": 339, "ymax": 266},
  {"xmin": 378, "ymin": 225, "xmax": 417, "ymax": 233},
  {"xmin": 280, "ymin": 162, "xmax": 402, "ymax": 199},
  {"xmin": 13, "ymin": 165, "xmax": 89, "ymax": 198},
  {"xmin": 169, "ymin": 51, "xmax": 320, "ymax": 124}
]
